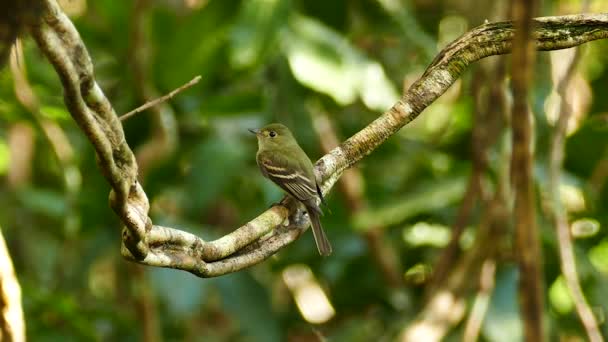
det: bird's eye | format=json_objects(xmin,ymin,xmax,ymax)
[{"xmin": 269, "ymin": 131, "xmax": 277, "ymax": 138}]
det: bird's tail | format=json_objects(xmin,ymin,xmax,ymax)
[{"xmin": 306, "ymin": 205, "xmax": 332, "ymax": 256}]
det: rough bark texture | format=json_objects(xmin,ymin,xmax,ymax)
[{"xmin": 19, "ymin": 0, "xmax": 608, "ymax": 277}]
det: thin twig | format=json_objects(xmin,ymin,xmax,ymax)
[
  {"xmin": 548, "ymin": 8, "xmax": 602, "ymax": 341},
  {"xmin": 119, "ymin": 75, "xmax": 201, "ymax": 121}
]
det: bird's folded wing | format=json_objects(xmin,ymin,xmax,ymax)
[{"xmin": 258, "ymin": 154, "xmax": 317, "ymax": 201}]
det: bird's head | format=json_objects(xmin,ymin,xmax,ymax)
[{"xmin": 249, "ymin": 123, "xmax": 296, "ymax": 150}]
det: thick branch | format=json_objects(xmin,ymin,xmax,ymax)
[
  {"xmin": 25, "ymin": 0, "xmax": 608, "ymax": 277},
  {"xmin": 29, "ymin": 0, "xmax": 147, "ymax": 259}
]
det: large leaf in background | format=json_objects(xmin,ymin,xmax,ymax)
[
  {"xmin": 152, "ymin": 0, "xmax": 239, "ymax": 89},
  {"xmin": 482, "ymin": 266, "xmax": 523, "ymax": 342},
  {"xmin": 184, "ymin": 136, "xmax": 246, "ymax": 214},
  {"xmin": 217, "ymin": 272, "xmax": 281, "ymax": 342},
  {"xmin": 284, "ymin": 15, "xmax": 399, "ymax": 112},
  {"xmin": 16, "ymin": 188, "xmax": 66, "ymax": 219},
  {"xmin": 230, "ymin": 0, "xmax": 291, "ymax": 69},
  {"xmin": 589, "ymin": 238, "xmax": 608, "ymax": 274},
  {"xmin": 376, "ymin": 0, "xmax": 436, "ymax": 61},
  {"xmin": 549, "ymin": 275, "xmax": 574, "ymax": 314},
  {"xmin": 353, "ymin": 174, "xmax": 467, "ymax": 230},
  {"xmin": 197, "ymin": 88, "xmax": 265, "ymax": 117},
  {"xmin": 149, "ymin": 268, "xmax": 210, "ymax": 319}
]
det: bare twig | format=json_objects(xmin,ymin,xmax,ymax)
[
  {"xmin": 510, "ymin": 1, "xmax": 544, "ymax": 340},
  {"xmin": 548, "ymin": 6, "xmax": 602, "ymax": 341},
  {"xmin": 119, "ymin": 75, "xmax": 201, "ymax": 122},
  {"xmin": 25, "ymin": 0, "xmax": 608, "ymax": 277}
]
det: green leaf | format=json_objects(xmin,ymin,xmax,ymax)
[
  {"xmin": 549, "ymin": 276, "xmax": 574, "ymax": 314},
  {"xmin": 153, "ymin": 0, "xmax": 239, "ymax": 89},
  {"xmin": 402, "ymin": 222, "xmax": 451, "ymax": 247},
  {"xmin": 184, "ymin": 134, "xmax": 247, "ymax": 213},
  {"xmin": 17, "ymin": 188, "xmax": 66, "ymax": 218},
  {"xmin": 353, "ymin": 175, "xmax": 467, "ymax": 230},
  {"xmin": 217, "ymin": 273, "xmax": 282, "ymax": 342},
  {"xmin": 285, "ymin": 15, "xmax": 398, "ymax": 111},
  {"xmin": 589, "ymin": 239, "xmax": 608, "ymax": 274},
  {"xmin": 40, "ymin": 105, "xmax": 70, "ymax": 121},
  {"xmin": 0, "ymin": 138, "xmax": 9, "ymax": 175},
  {"xmin": 198, "ymin": 90, "xmax": 264, "ymax": 117},
  {"xmin": 149, "ymin": 268, "xmax": 210, "ymax": 318},
  {"xmin": 230, "ymin": 0, "xmax": 291, "ymax": 69}
]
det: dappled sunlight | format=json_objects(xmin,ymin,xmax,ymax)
[
  {"xmin": 559, "ymin": 183, "xmax": 586, "ymax": 213},
  {"xmin": 402, "ymin": 222, "xmax": 451, "ymax": 247},
  {"xmin": 438, "ymin": 16, "xmax": 468, "ymax": 49},
  {"xmin": 58, "ymin": 0, "xmax": 86, "ymax": 17},
  {"xmin": 571, "ymin": 218, "xmax": 600, "ymax": 238},
  {"xmin": 545, "ymin": 49, "xmax": 592, "ymax": 135},
  {"xmin": 401, "ymin": 291, "xmax": 465, "ymax": 342},
  {"xmin": 282, "ymin": 264, "xmax": 335, "ymax": 324}
]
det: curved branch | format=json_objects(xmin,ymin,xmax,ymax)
[
  {"xmin": 25, "ymin": 1, "xmax": 608, "ymax": 277},
  {"xmin": 29, "ymin": 0, "xmax": 146, "ymax": 259}
]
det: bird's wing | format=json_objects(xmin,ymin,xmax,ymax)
[{"xmin": 257, "ymin": 152, "xmax": 318, "ymax": 202}]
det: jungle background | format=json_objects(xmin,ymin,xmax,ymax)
[{"xmin": 1, "ymin": 0, "xmax": 608, "ymax": 341}]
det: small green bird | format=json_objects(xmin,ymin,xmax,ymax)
[{"xmin": 249, "ymin": 123, "xmax": 332, "ymax": 256}]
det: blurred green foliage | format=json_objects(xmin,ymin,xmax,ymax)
[{"xmin": 1, "ymin": 0, "xmax": 608, "ymax": 341}]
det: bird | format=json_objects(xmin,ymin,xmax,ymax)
[{"xmin": 249, "ymin": 123, "xmax": 332, "ymax": 256}]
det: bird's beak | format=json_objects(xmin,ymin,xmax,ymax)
[{"xmin": 248, "ymin": 128, "xmax": 260, "ymax": 135}]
